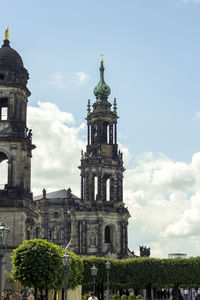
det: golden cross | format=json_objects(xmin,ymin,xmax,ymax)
[{"xmin": 100, "ymin": 54, "xmax": 104, "ymax": 63}]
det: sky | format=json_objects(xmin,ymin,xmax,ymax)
[{"xmin": 1, "ymin": 0, "xmax": 200, "ymax": 258}]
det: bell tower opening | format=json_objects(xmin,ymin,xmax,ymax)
[
  {"xmin": 106, "ymin": 178, "xmax": 110, "ymax": 201},
  {"xmin": 94, "ymin": 175, "xmax": 98, "ymax": 201}
]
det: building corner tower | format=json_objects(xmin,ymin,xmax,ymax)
[
  {"xmin": 0, "ymin": 31, "xmax": 38, "ymax": 253},
  {"xmin": 76, "ymin": 60, "xmax": 130, "ymax": 258}
]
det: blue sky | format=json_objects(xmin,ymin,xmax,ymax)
[
  {"xmin": 2, "ymin": 0, "xmax": 200, "ymax": 256},
  {"xmin": 2, "ymin": 0, "xmax": 200, "ymax": 162}
]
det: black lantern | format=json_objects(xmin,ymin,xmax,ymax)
[
  {"xmin": 90, "ymin": 264, "xmax": 98, "ymax": 293},
  {"xmin": 105, "ymin": 261, "xmax": 111, "ymax": 300},
  {"xmin": 0, "ymin": 220, "xmax": 9, "ymax": 300},
  {"xmin": 62, "ymin": 252, "xmax": 71, "ymax": 268},
  {"xmin": 91, "ymin": 264, "xmax": 98, "ymax": 277},
  {"xmin": 62, "ymin": 252, "xmax": 71, "ymax": 300},
  {"xmin": 105, "ymin": 260, "xmax": 111, "ymax": 270}
]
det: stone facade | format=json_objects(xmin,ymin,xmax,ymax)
[
  {"xmin": 35, "ymin": 60, "xmax": 130, "ymax": 259},
  {"xmin": 0, "ymin": 38, "xmax": 38, "ymax": 268},
  {"xmin": 0, "ymin": 38, "xmax": 130, "ymax": 260}
]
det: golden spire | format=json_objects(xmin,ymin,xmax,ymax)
[
  {"xmin": 5, "ymin": 27, "xmax": 9, "ymax": 40},
  {"xmin": 100, "ymin": 54, "xmax": 104, "ymax": 63}
]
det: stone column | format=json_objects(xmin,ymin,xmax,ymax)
[
  {"xmin": 97, "ymin": 172, "xmax": 102, "ymax": 200},
  {"xmin": 82, "ymin": 220, "xmax": 86, "ymax": 253},
  {"xmin": 124, "ymin": 222, "xmax": 128, "ymax": 254},
  {"xmin": 76, "ymin": 221, "xmax": 80, "ymax": 254},
  {"xmin": 109, "ymin": 124, "xmax": 113, "ymax": 144},
  {"xmin": 87, "ymin": 125, "xmax": 90, "ymax": 145},
  {"xmin": 90, "ymin": 175, "xmax": 94, "ymax": 201},
  {"xmin": 85, "ymin": 174, "xmax": 89, "ymax": 201},
  {"xmin": 98, "ymin": 218, "xmax": 103, "ymax": 254},
  {"xmin": 81, "ymin": 174, "xmax": 84, "ymax": 200},
  {"xmin": 114, "ymin": 123, "xmax": 117, "ymax": 144},
  {"xmin": 85, "ymin": 220, "xmax": 88, "ymax": 254},
  {"xmin": 80, "ymin": 221, "xmax": 83, "ymax": 253},
  {"xmin": 91, "ymin": 124, "xmax": 94, "ymax": 144},
  {"xmin": 120, "ymin": 221, "xmax": 123, "ymax": 256},
  {"xmin": 110, "ymin": 177, "xmax": 114, "ymax": 201}
]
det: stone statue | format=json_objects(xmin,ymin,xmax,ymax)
[
  {"xmin": 67, "ymin": 188, "xmax": 72, "ymax": 197},
  {"xmin": 139, "ymin": 245, "xmax": 150, "ymax": 257},
  {"xmin": 27, "ymin": 129, "xmax": 32, "ymax": 141},
  {"xmin": 89, "ymin": 229, "xmax": 97, "ymax": 247},
  {"xmin": 42, "ymin": 188, "xmax": 46, "ymax": 199}
]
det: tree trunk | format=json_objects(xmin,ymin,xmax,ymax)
[
  {"xmin": 100, "ymin": 281, "xmax": 104, "ymax": 300},
  {"xmin": 54, "ymin": 291, "xmax": 56, "ymax": 300},
  {"xmin": 146, "ymin": 284, "xmax": 152, "ymax": 300},
  {"xmin": 45, "ymin": 288, "xmax": 48, "ymax": 300},
  {"xmin": 40, "ymin": 290, "xmax": 43, "ymax": 300},
  {"xmin": 34, "ymin": 286, "xmax": 38, "ymax": 300}
]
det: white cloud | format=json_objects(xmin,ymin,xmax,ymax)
[
  {"xmin": 28, "ymin": 101, "xmax": 85, "ymax": 196},
  {"xmin": 27, "ymin": 101, "xmax": 200, "ymax": 258},
  {"xmin": 124, "ymin": 152, "xmax": 200, "ymax": 257},
  {"xmin": 49, "ymin": 72, "xmax": 67, "ymax": 88},
  {"xmin": 75, "ymin": 72, "xmax": 90, "ymax": 84},
  {"xmin": 49, "ymin": 71, "xmax": 90, "ymax": 88}
]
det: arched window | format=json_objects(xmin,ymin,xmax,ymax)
[
  {"xmin": 105, "ymin": 226, "xmax": 111, "ymax": 243},
  {"xmin": 0, "ymin": 152, "xmax": 8, "ymax": 189}
]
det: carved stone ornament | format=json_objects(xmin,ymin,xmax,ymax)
[{"xmin": 88, "ymin": 228, "xmax": 97, "ymax": 247}]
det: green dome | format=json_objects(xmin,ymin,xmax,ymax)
[{"xmin": 93, "ymin": 61, "xmax": 111, "ymax": 101}]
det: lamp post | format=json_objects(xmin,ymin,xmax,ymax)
[
  {"xmin": 105, "ymin": 261, "xmax": 111, "ymax": 300},
  {"xmin": 62, "ymin": 252, "xmax": 71, "ymax": 300},
  {"xmin": 90, "ymin": 264, "xmax": 98, "ymax": 293},
  {"xmin": 0, "ymin": 220, "xmax": 9, "ymax": 300}
]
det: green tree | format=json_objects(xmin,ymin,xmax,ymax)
[{"xmin": 11, "ymin": 239, "xmax": 83, "ymax": 296}]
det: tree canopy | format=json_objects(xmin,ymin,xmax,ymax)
[
  {"xmin": 82, "ymin": 256, "xmax": 200, "ymax": 290},
  {"xmin": 11, "ymin": 239, "xmax": 83, "ymax": 291}
]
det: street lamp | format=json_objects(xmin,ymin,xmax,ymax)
[
  {"xmin": 105, "ymin": 261, "xmax": 111, "ymax": 300},
  {"xmin": 62, "ymin": 252, "xmax": 71, "ymax": 300},
  {"xmin": 90, "ymin": 264, "xmax": 98, "ymax": 293},
  {"xmin": 0, "ymin": 220, "xmax": 9, "ymax": 300}
]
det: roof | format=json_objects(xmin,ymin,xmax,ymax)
[
  {"xmin": 33, "ymin": 189, "xmax": 80, "ymax": 201},
  {"xmin": 0, "ymin": 40, "xmax": 24, "ymax": 69}
]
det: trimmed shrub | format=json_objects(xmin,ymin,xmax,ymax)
[
  {"xmin": 111, "ymin": 295, "xmax": 118, "ymax": 300},
  {"xmin": 128, "ymin": 295, "xmax": 136, "ymax": 300},
  {"xmin": 136, "ymin": 296, "xmax": 143, "ymax": 299}
]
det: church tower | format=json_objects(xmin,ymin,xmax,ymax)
[
  {"xmin": 75, "ymin": 59, "xmax": 130, "ymax": 258},
  {"xmin": 0, "ymin": 30, "xmax": 37, "ymax": 251}
]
